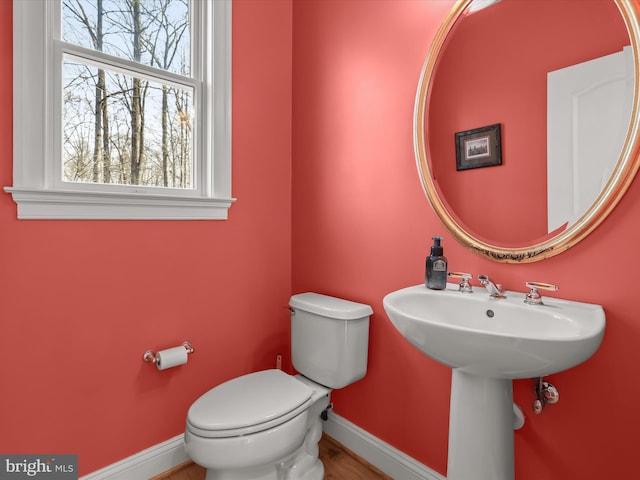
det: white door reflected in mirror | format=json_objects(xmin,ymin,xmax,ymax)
[{"xmin": 548, "ymin": 46, "xmax": 634, "ymax": 232}]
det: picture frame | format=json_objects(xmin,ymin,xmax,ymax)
[{"xmin": 455, "ymin": 123, "xmax": 502, "ymax": 171}]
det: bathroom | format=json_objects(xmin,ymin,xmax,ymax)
[{"xmin": 1, "ymin": 0, "xmax": 638, "ymax": 479}]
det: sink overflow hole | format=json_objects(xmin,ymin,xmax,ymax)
[{"xmin": 486, "ymin": 309, "xmax": 495, "ymax": 318}]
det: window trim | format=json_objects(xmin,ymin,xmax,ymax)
[{"xmin": 6, "ymin": 0, "xmax": 234, "ymax": 220}]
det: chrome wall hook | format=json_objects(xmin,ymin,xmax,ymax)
[{"xmin": 533, "ymin": 377, "xmax": 559, "ymax": 414}]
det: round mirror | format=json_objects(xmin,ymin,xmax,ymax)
[{"xmin": 415, "ymin": 0, "xmax": 640, "ymax": 262}]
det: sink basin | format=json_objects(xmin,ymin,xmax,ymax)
[
  {"xmin": 383, "ymin": 284, "xmax": 605, "ymax": 379},
  {"xmin": 383, "ymin": 283, "xmax": 605, "ymax": 480}
]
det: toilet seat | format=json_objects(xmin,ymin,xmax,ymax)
[{"xmin": 186, "ymin": 369, "xmax": 313, "ymax": 438}]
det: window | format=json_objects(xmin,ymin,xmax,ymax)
[{"xmin": 7, "ymin": 0, "xmax": 233, "ymax": 219}]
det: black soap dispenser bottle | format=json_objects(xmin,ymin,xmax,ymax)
[{"xmin": 426, "ymin": 236, "xmax": 448, "ymax": 290}]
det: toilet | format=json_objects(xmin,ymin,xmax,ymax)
[{"xmin": 184, "ymin": 292, "xmax": 372, "ymax": 480}]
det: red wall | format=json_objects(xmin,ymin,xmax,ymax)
[
  {"xmin": 5, "ymin": 1, "xmax": 640, "ymax": 479},
  {"xmin": 293, "ymin": 1, "xmax": 640, "ymax": 479},
  {"xmin": 0, "ymin": 0, "xmax": 293, "ymax": 475}
]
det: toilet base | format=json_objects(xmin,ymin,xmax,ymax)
[{"xmin": 279, "ymin": 409, "xmax": 325, "ymax": 480}]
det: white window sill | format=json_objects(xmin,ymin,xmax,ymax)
[{"xmin": 4, "ymin": 187, "xmax": 236, "ymax": 220}]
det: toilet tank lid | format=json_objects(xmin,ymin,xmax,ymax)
[{"xmin": 289, "ymin": 292, "xmax": 373, "ymax": 320}]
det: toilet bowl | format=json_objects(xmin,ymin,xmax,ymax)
[
  {"xmin": 185, "ymin": 370, "xmax": 329, "ymax": 479},
  {"xmin": 184, "ymin": 293, "xmax": 372, "ymax": 480}
]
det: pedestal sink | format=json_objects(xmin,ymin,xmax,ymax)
[{"xmin": 383, "ymin": 283, "xmax": 605, "ymax": 480}]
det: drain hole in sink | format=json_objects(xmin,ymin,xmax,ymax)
[{"xmin": 486, "ymin": 309, "xmax": 495, "ymax": 318}]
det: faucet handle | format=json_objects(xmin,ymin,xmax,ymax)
[
  {"xmin": 524, "ymin": 281, "xmax": 559, "ymax": 305},
  {"xmin": 448, "ymin": 272, "xmax": 473, "ymax": 293}
]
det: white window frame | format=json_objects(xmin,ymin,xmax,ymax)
[{"xmin": 6, "ymin": 0, "xmax": 234, "ymax": 220}]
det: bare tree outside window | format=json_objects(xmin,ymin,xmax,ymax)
[{"xmin": 62, "ymin": 0, "xmax": 193, "ymax": 189}]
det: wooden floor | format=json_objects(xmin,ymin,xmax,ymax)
[{"xmin": 150, "ymin": 434, "xmax": 392, "ymax": 480}]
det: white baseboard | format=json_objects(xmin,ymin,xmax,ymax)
[
  {"xmin": 80, "ymin": 414, "xmax": 442, "ymax": 480},
  {"xmin": 323, "ymin": 413, "xmax": 445, "ymax": 480},
  {"xmin": 79, "ymin": 434, "xmax": 188, "ymax": 480}
]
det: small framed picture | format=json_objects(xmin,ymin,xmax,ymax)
[{"xmin": 455, "ymin": 123, "xmax": 502, "ymax": 171}]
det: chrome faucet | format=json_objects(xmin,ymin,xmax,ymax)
[{"xmin": 477, "ymin": 274, "xmax": 506, "ymax": 298}]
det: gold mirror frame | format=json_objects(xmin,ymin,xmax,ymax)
[{"xmin": 415, "ymin": 0, "xmax": 640, "ymax": 263}]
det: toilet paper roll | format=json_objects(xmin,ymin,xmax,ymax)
[{"xmin": 156, "ymin": 346, "xmax": 188, "ymax": 370}]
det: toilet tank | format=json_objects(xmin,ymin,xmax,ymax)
[{"xmin": 289, "ymin": 292, "xmax": 372, "ymax": 389}]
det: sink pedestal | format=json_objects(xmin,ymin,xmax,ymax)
[{"xmin": 448, "ymin": 371, "xmax": 514, "ymax": 480}]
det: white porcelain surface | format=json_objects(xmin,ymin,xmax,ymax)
[
  {"xmin": 184, "ymin": 292, "xmax": 371, "ymax": 480},
  {"xmin": 185, "ymin": 410, "xmax": 309, "ymax": 471},
  {"xmin": 187, "ymin": 369, "xmax": 312, "ymax": 438},
  {"xmin": 290, "ymin": 293, "xmax": 371, "ymax": 389},
  {"xmin": 383, "ymin": 283, "xmax": 605, "ymax": 379},
  {"xmin": 289, "ymin": 292, "xmax": 373, "ymax": 319},
  {"xmin": 184, "ymin": 375, "xmax": 331, "ymax": 480}
]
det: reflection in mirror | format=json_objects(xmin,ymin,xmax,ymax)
[
  {"xmin": 415, "ymin": 0, "xmax": 640, "ymax": 261},
  {"xmin": 547, "ymin": 46, "xmax": 633, "ymax": 233},
  {"xmin": 429, "ymin": 0, "xmax": 629, "ymax": 244}
]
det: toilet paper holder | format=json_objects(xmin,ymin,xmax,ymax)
[{"xmin": 143, "ymin": 341, "xmax": 194, "ymax": 365}]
